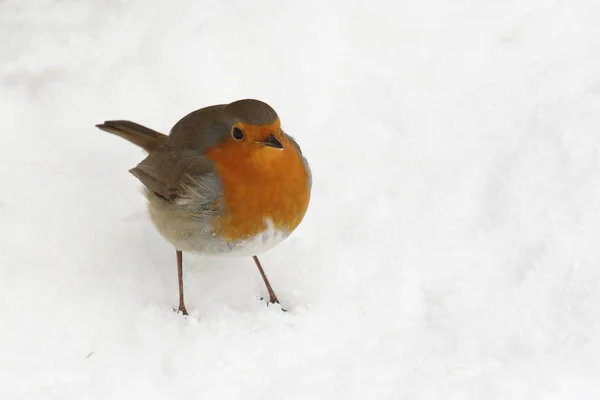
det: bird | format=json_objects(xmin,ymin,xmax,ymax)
[{"xmin": 96, "ymin": 99, "xmax": 311, "ymax": 315}]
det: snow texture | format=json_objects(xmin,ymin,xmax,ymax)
[{"xmin": 2, "ymin": 0, "xmax": 600, "ymax": 399}]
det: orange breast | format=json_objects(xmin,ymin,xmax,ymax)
[{"xmin": 205, "ymin": 129, "xmax": 311, "ymax": 241}]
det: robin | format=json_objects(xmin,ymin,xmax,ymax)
[{"xmin": 96, "ymin": 99, "xmax": 311, "ymax": 315}]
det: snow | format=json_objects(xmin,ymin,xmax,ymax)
[{"xmin": 2, "ymin": 0, "xmax": 600, "ymax": 398}]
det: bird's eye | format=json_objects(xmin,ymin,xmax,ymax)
[{"xmin": 232, "ymin": 127, "xmax": 244, "ymax": 140}]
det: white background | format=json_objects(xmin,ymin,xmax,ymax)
[{"xmin": 1, "ymin": 0, "xmax": 600, "ymax": 398}]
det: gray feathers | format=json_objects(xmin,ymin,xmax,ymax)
[{"xmin": 225, "ymin": 99, "xmax": 278, "ymax": 125}]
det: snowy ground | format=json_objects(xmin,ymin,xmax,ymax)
[{"xmin": 2, "ymin": 0, "xmax": 600, "ymax": 398}]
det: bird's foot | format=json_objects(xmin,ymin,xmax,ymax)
[
  {"xmin": 173, "ymin": 305, "xmax": 189, "ymax": 316},
  {"xmin": 260, "ymin": 297, "xmax": 288, "ymax": 312}
]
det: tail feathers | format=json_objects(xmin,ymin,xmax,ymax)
[{"xmin": 96, "ymin": 120, "xmax": 169, "ymax": 153}]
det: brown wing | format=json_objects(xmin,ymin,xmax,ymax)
[{"xmin": 129, "ymin": 148, "xmax": 217, "ymax": 201}]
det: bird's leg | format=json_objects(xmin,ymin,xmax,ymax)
[
  {"xmin": 252, "ymin": 255, "xmax": 280, "ymax": 304},
  {"xmin": 176, "ymin": 250, "xmax": 188, "ymax": 315}
]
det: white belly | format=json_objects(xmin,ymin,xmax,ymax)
[
  {"xmin": 209, "ymin": 219, "xmax": 289, "ymax": 257},
  {"xmin": 146, "ymin": 193, "xmax": 289, "ymax": 256}
]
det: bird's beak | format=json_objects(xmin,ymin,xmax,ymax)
[{"xmin": 258, "ymin": 134, "xmax": 284, "ymax": 149}]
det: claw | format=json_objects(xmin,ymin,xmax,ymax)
[
  {"xmin": 173, "ymin": 307, "xmax": 189, "ymax": 316},
  {"xmin": 260, "ymin": 297, "xmax": 288, "ymax": 312}
]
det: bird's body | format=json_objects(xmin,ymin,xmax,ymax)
[
  {"xmin": 143, "ymin": 129, "xmax": 311, "ymax": 257},
  {"xmin": 96, "ymin": 99, "xmax": 311, "ymax": 314}
]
